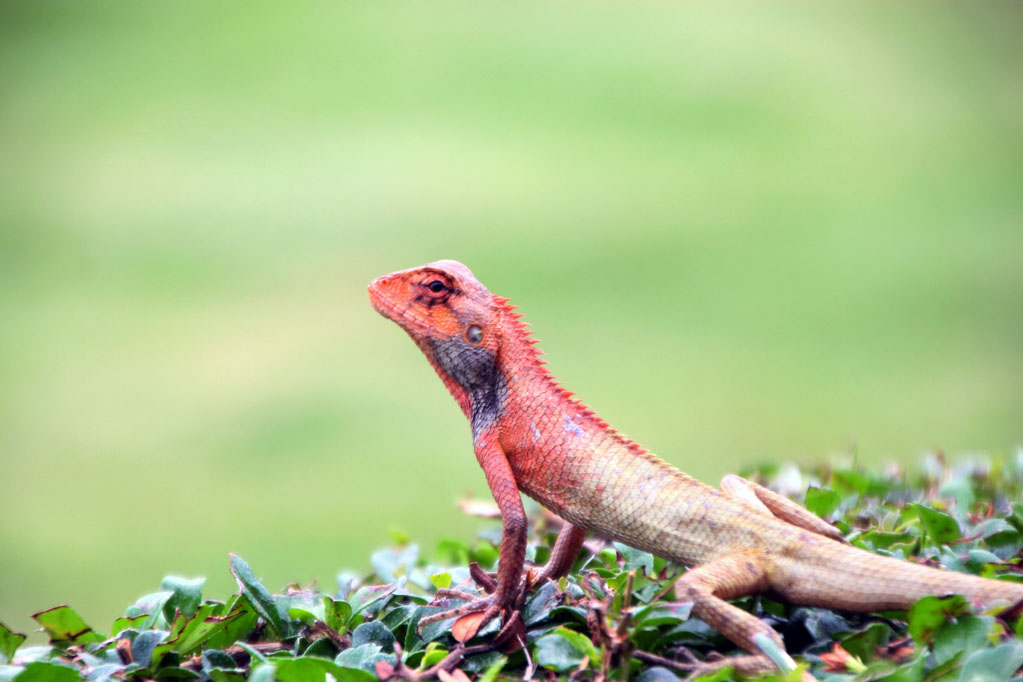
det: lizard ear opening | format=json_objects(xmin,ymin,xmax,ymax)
[{"xmin": 466, "ymin": 324, "xmax": 484, "ymax": 345}]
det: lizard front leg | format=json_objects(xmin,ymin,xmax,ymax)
[{"xmin": 418, "ymin": 430, "xmax": 527, "ymax": 638}]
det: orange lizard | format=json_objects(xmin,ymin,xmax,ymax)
[{"xmin": 368, "ymin": 260, "xmax": 1023, "ymax": 678}]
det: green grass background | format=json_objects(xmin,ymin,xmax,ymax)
[{"xmin": 1, "ymin": 1, "xmax": 1020, "ymax": 639}]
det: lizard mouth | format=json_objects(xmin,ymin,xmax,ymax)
[
  {"xmin": 367, "ymin": 279, "xmax": 437, "ymax": 338},
  {"xmin": 367, "ymin": 280, "xmax": 404, "ymax": 322}
]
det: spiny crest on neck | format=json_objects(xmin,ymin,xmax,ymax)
[{"xmin": 491, "ymin": 293, "xmax": 649, "ymax": 456}]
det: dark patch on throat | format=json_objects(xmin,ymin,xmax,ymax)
[{"xmin": 422, "ymin": 336, "xmax": 507, "ymax": 437}]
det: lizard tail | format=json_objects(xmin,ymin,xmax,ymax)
[{"xmin": 775, "ymin": 540, "xmax": 1023, "ymax": 613}]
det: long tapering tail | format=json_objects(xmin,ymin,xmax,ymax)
[{"xmin": 775, "ymin": 540, "xmax": 1023, "ymax": 613}]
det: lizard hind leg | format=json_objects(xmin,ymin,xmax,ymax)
[
  {"xmin": 673, "ymin": 551, "xmax": 807, "ymax": 679},
  {"xmin": 720, "ymin": 474, "xmax": 847, "ymax": 543}
]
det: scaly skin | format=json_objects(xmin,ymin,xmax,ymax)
[{"xmin": 368, "ymin": 260, "xmax": 1023, "ymax": 678}]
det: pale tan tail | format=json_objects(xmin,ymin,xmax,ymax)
[{"xmin": 772, "ymin": 540, "xmax": 1023, "ymax": 613}]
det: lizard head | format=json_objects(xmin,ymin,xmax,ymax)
[{"xmin": 369, "ymin": 260, "xmax": 507, "ymax": 426}]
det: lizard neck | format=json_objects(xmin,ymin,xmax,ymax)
[{"xmin": 491, "ymin": 301, "xmax": 652, "ymax": 458}]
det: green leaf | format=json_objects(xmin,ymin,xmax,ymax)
[
  {"xmin": 804, "ymin": 486, "xmax": 840, "ymax": 519},
  {"xmin": 154, "ymin": 667, "xmax": 201, "ymax": 681},
  {"xmin": 911, "ymin": 503, "xmax": 961, "ymax": 545},
  {"xmin": 169, "ymin": 603, "xmax": 241, "ymax": 655},
  {"xmin": 932, "ymin": 616, "xmax": 995, "ymax": 666},
  {"xmin": 31, "ymin": 606, "xmax": 104, "ymax": 646},
  {"xmin": 938, "ymin": 478, "xmax": 974, "ymax": 513},
  {"xmin": 350, "ymin": 621, "xmax": 395, "ymax": 652},
  {"xmin": 335, "ymin": 643, "xmax": 380, "ymax": 670},
  {"xmin": 552, "ymin": 627, "xmax": 599, "ymax": 666},
  {"xmin": 347, "ymin": 583, "xmax": 397, "ymax": 621},
  {"xmin": 11, "ymin": 662, "xmax": 82, "ymax": 682},
  {"xmin": 635, "ymin": 668, "xmax": 682, "ymax": 682},
  {"xmin": 907, "ymin": 594, "xmax": 969, "ymax": 645},
  {"xmin": 111, "ymin": 614, "xmax": 147, "ymax": 636},
  {"xmin": 415, "ymin": 644, "xmax": 446, "ymax": 668},
  {"xmin": 247, "ymin": 663, "xmax": 274, "ymax": 682},
  {"xmin": 534, "ymin": 633, "xmax": 585, "ymax": 672},
  {"xmin": 428, "ymin": 573, "xmax": 451, "ymax": 590},
  {"xmin": 957, "ymin": 641, "xmax": 1023, "ymax": 682},
  {"xmin": 837, "ymin": 621, "xmax": 892, "ymax": 661},
  {"xmin": 323, "ymin": 597, "xmax": 351, "ymax": 635},
  {"xmin": 124, "ymin": 592, "xmax": 174, "ymax": 629},
  {"xmin": 0, "ymin": 623, "xmax": 26, "ymax": 663},
  {"xmin": 160, "ymin": 577, "xmax": 205, "ymax": 620},
  {"xmin": 131, "ymin": 630, "xmax": 169, "ymax": 669},
  {"xmin": 370, "ymin": 546, "xmax": 418, "ymax": 583},
  {"xmin": 476, "ymin": 654, "xmax": 507, "ymax": 682},
  {"xmin": 276, "ymin": 657, "xmax": 376, "ymax": 682},
  {"xmin": 614, "ymin": 543, "xmax": 655, "ymax": 576},
  {"xmin": 228, "ymin": 554, "xmax": 286, "ymax": 638},
  {"xmin": 523, "ymin": 582, "xmax": 561, "ymax": 625},
  {"xmin": 632, "ymin": 602, "xmax": 693, "ymax": 628}
]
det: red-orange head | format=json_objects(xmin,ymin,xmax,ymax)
[{"xmin": 369, "ymin": 260, "xmax": 509, "ymax": 430}]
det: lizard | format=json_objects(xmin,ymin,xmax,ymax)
[{"xmin": 367, "ymin": 259, "xmax": 1023, "ymax": 678}]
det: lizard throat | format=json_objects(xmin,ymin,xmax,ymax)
[{"xmin": 419, "ymin": 335, "xmax": 508, "ymax": 438}]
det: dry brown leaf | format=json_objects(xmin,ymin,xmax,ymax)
[{"xmin": 451, "ymin": 611, "xmax": 489, "ymax": 642}]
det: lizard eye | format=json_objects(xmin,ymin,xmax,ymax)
[
  {"xmin": 422, "ymin": 278, "xmax": 451, "ymax": 297},
  {"xmin": 466, "ymin": 324, "xmax": 484, "ymax": 345}
]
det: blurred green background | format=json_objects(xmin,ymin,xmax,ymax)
[{"xmin": 1, "ymin": 1, "xmax": 1021, "ymax": 638}]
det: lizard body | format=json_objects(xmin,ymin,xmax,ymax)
[{"xmin": 369, "ymin": 260, "xmax": 1022, "ymax": 677}]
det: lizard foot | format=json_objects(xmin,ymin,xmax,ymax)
[
  {"xmin": 669, "ymin": 649, "xmax": 814, "ymax": 682},
  {"xmin": 418, "ymin": 591, "xmax": 509, "ymax": 642},
  {"xmin": 417, "ymin": 590, "xmax": 527, "ymax": 650}
]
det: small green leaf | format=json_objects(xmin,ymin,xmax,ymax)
[
  {"xmin": 370, "ymin": 546, "xmax": 418, "ymax": 583},
  {"xmin": 170, "ymin": 603, "xmax": 241, "ymax": 655},
  {"xmin": 804, "ymin": 486, "xmax": 840, "ymax": 519},
  {"xmin": 124, "ymin": 592, "xmax": 174, "ymax": 629},
  {"xmin": 837, "ymin": 621, "xmax": 892, "ymax": 661},
  {"xmin": 131, "ymin": 630, "xmax": 168, "ymax": 669},
  {"xmin": 476, "ymin": 654, "xmax": 507, "ymax": 682},
  {"xmin": 11, "ymin": 661, "xmax": 81, "ymax": 682},
  {"xmin": 957, "ymin": 641, "xmax": 1023, "ymax": 682},
  {"xmin": 228, "ymin": 554, "xmax": 286, "ymax": 638},
  {"xmin": 533, "ymin": 633, "xmax": 585, "ymax": 672},
  {"xmin": 418, "ymin": 644, "xmax": 449, "ymax": 669},
  {"xmin": 911, "ymin": 503, "xmax": 961, "ymax": 545},
  {"xmin": 0, "ymin": 623, "xmax": 26, "ymax": 662},
  {"xmin": 347, "ymin": 583, "xmax": 397, "ymax": 620},
  {"xmin": 429, "ymin": 573, "xmax": 451, "ymax": 590},
  {"xmin": 276, "ymin": 657, "xmax": 375, "ymax": 682},
  {"xmin": 31, "ymin": 606, "xmax": 104, "ymax": 646},
  {"xmin": 323, "ymin": 597, "xmax": 351, "ymax": 635},
  {"xmin": 111, "ymin": 614, "xmax": 147, "ymax": 636},
  {"xmin": 553, "ymin": 627, "xmax": 599, "ymax": 666},
  {"xmin": 247, "ymin": 664, "xmax": 275, "ymax": 682},
  {"xmin": 154, "ymin": 667, "xmax": 200, "ymax": 681},
  {"xmin": 335, "ymin": 643, "xmax": 383, "ymax": 671},
  {"xmin": 932, "ymin": 616, "xmax": 994, "ymax": 666},
  {"xmin": 523, "ymin": 582, "xmax": 561, "ymax": 625},
  {"xmin": 613, "ymin": 543, "xmax": 655, "ymax": 577},
  {"xmin": 907, "ymin": 594, "xmax": 969, "ymax": 645},
  {"xmin": 635, "ymin": 668, "xmax": 682, "ymax": 682},
  {"xmin": 160, "ymin": 577, "xmax": 205, "ymax": 620},
  {"xmin": 350, "ymin": 621, "xmax": 395, "ymax": 652}
]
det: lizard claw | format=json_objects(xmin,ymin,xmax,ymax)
[{"xmin": 417, "ymin": 592, "xmax": 499, "ymax": 634}]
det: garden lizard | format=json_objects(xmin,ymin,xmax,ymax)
[{"xmin": 368, "ymin": 260, "xmax": 1023, "ymax": 678}]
